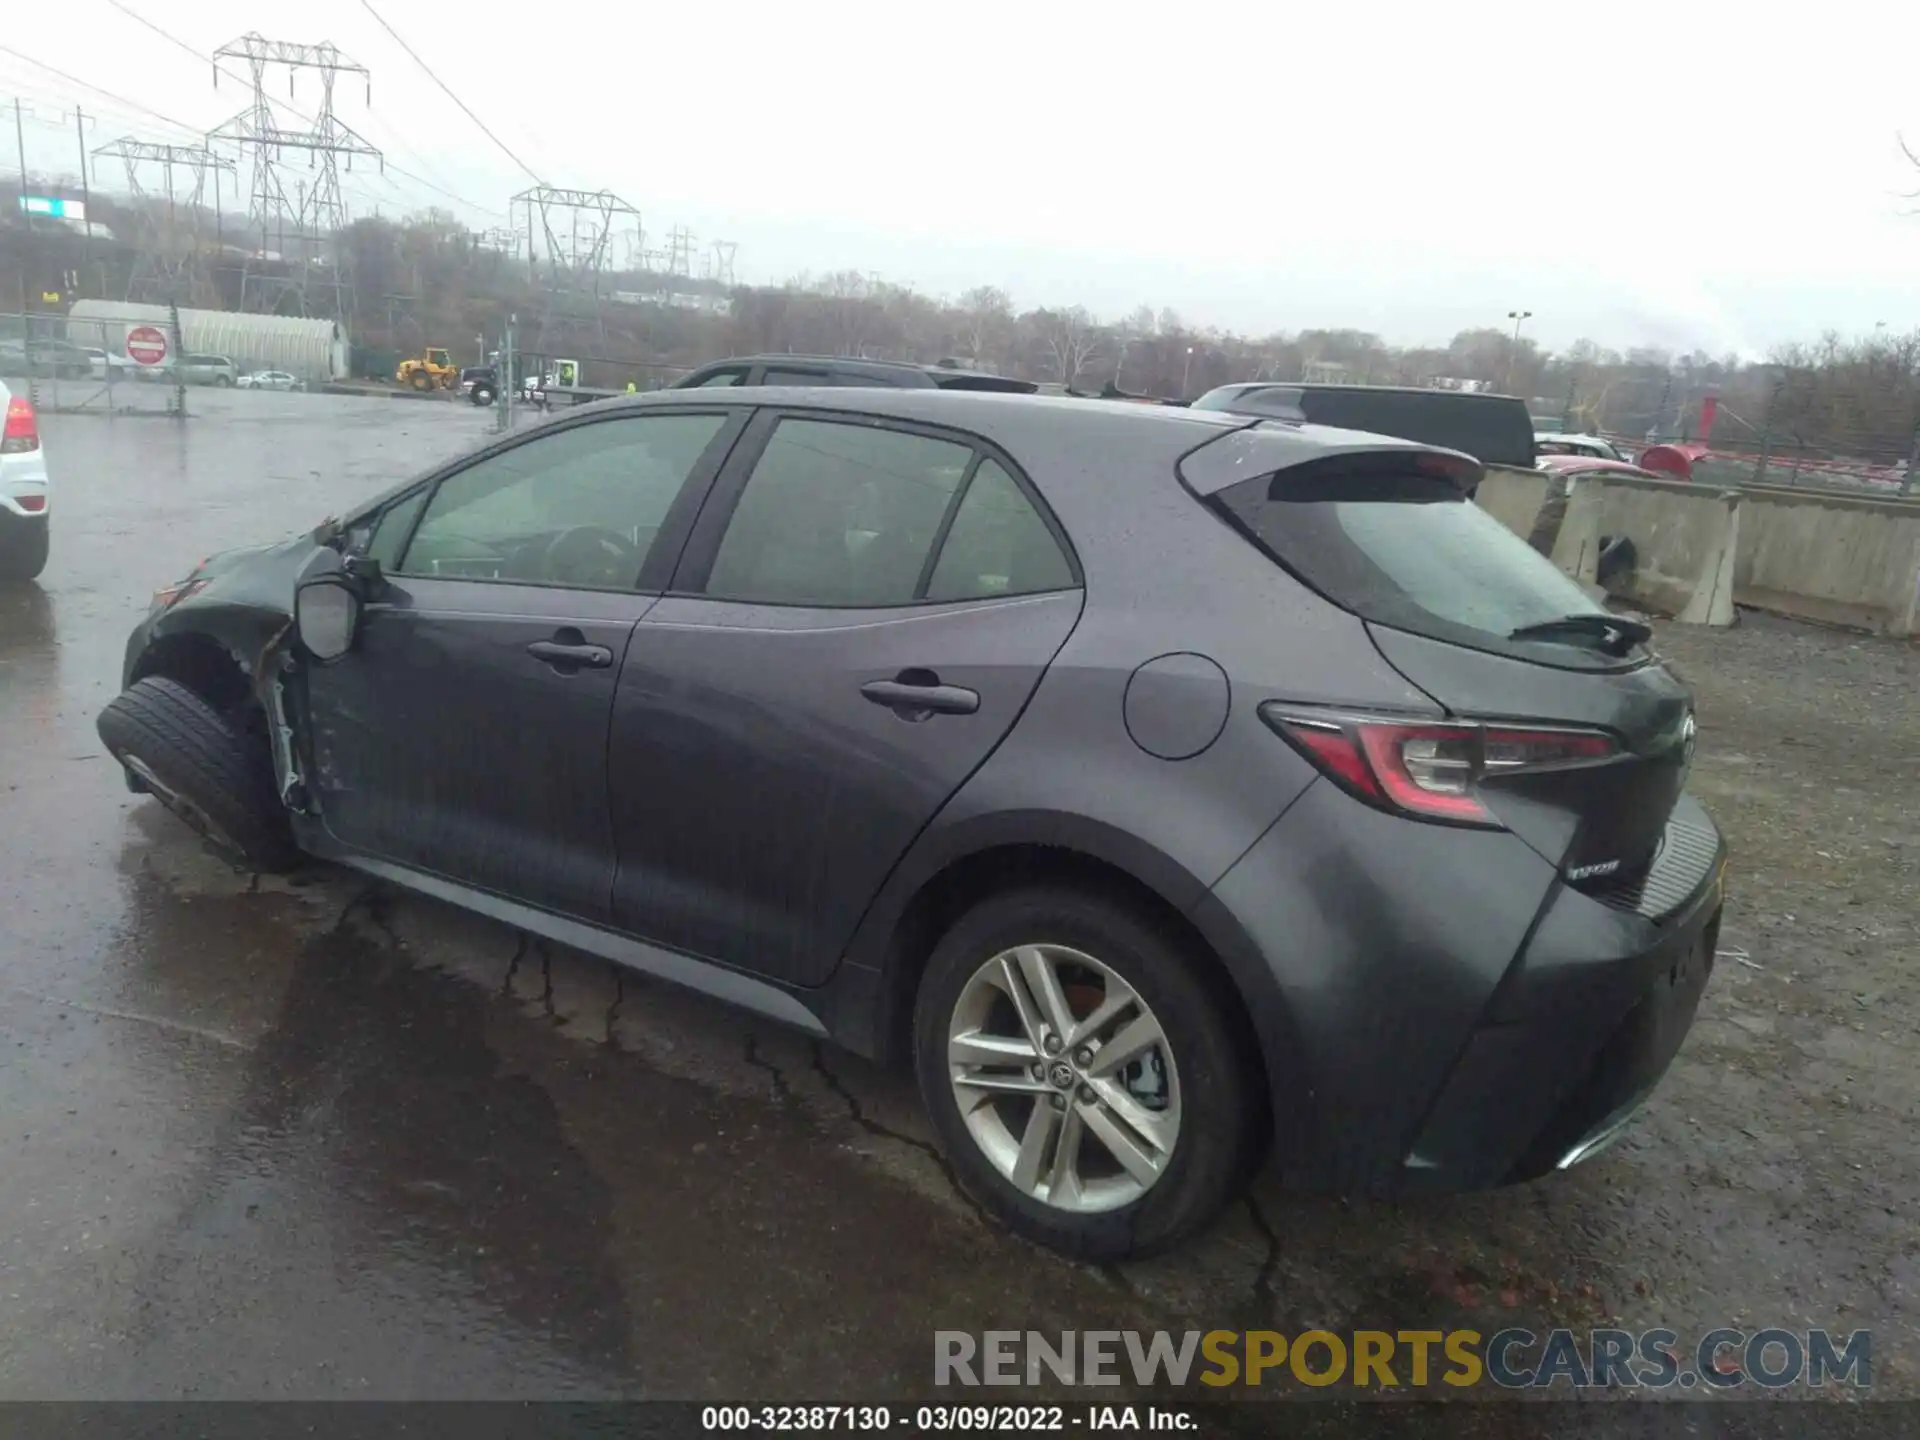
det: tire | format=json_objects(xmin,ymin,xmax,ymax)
[
  {"xmin": 470, "ymin": 384, "xmax": 496, "ymax": 407},
  {"xmin": 913, "ymin": 885, "xmax": 1261, "ymax": 1260},
  {"xmin": 410, "ymin": 372, "xmax": 434, "ymax": 392},
  {"xmin": 96, "ymin": 676, "xmax": 300, "ymax": 872},
  {"xmin": 215, "ymin": 375, "xmax": 234, "ymax": 388},
  {"xmin": 0, "ymin": 518, "xmax": 49, "ymax": 582}
]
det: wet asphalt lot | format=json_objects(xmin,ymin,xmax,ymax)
[{"xmin": 0, "ymin": 389, "xmax": 1914, "ymax": 1408}]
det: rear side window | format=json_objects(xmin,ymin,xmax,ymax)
[
  {"xmin": 925, "ymin": 460, "xmax": 1074, "ymax": 601},
  {"xmin": 760, "ymin": 368, "xmax": 834, "ymax": 387},
  {"xmin": 1211, "ymin": 456, "xmax": 1628, "ymax": 666},
  {"xmin": 705, "ymin": 419, "xmax": 972, "ymax": 605}
]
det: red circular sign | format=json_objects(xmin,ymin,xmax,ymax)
[{"xmin": 126, "ymin": 325, "xmax": 169, "ymax": 366}]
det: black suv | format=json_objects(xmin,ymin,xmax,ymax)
[{"xmin": 675, "ymin": 355, "xmax": 1037, "ymax": 393}]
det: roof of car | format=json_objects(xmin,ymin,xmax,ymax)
[
  {"xmin": 603, "ymin": 387, "xmax": 1475, "ymax": 495},
  {"xmin": 1202, "ymin": 381, "xmax": 1526, "ymax": 403}
]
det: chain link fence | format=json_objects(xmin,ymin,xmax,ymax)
[{"xmin": 0, "ymin": 308, "xmax": 187, "ymax": 416}]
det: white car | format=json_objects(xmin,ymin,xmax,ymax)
[
  {"xmin": 1535, "ymin": 432, "xmax": 1625, "ymax": 463},
  {"xmin": 80, "ymin": 347, "xmax": 141, "ymax": 381},
  {"xmin": 0, "ymin": 377, "xmax": 51, "ymax": 581},
  {"xmin": 237, "ymin": 370, "xmax": 302, "ymax": 391}
]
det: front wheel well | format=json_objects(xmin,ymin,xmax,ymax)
[
  {"xmin": 131, "ymin": 632, "xmax": 255, "ymax": 720},
  {"xmin": 879, "ymin": 844, "xmax": 1268, "ymax": 1099}
]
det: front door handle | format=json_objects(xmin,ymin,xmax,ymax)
[
  {"xmin": 527, "ymin": 639, "xmax": 613, "ymax": 669},
  {"xmin": 860, "ymin": 674, "xmax": 980, "ymax": 717}
]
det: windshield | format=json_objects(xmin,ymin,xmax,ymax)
[{"xmin": 1211, "ymin": 463, "xmax": 1640, "ymax": 668}]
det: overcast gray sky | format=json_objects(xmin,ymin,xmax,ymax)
[{"xmin": 4, "ymin": 0, "xmax": 1916, "ymax": 356}]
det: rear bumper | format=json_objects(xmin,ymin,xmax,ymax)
[
  {"xmin": 1202, "ymin": 782, "xmax": 1725, "ymax": 1195},
  {"xmin": 1, "ymin": 450, "xmax": 51, "ymax": 519}
]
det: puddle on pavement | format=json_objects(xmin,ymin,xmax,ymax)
[{"xmin": 45, "ymin": 858, "xmax": 1185, "ymax": 1398}]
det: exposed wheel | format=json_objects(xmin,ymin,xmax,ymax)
[
  {"xmin": 470, "ymin": 383, "xmax": 496, "ymax": 407},
  {"xmin": 96, "ymin": 676, "xmax": 300, "ymax": 872},
  {"xmin": 215, "ymin": 375, "xmax": 234, "ymax": 387},
  {"xmin": 913, "ymin": 885, "xmax": 1260, "ymax": 1260},
  {"xmin": 0, "ymin": 518, "xmax": 49, "ymax": 582},
  {"xmin": 410, "ymin": 371, "xmax": 435, "ymax": 392}
]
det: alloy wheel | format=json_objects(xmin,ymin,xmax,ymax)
[{"xmin": 947, "ymin": 944, "xmax": 1181, "ymax": 1213}]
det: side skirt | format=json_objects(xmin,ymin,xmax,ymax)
[{"xmin": 322, "ymin": 847, "xmax": 830, "ymax": 1037}]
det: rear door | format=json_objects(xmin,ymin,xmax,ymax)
[
  {"xmin": 1205, "ymin": 456, "xmax": 1693, "ymax": 880},
  {"xmin": 607, "ymin": 409, "xmax": 1084, "ymax": 984},
  {"xmin": 300, "ymin": 409, "xmax": 741, "ymax": 918}
]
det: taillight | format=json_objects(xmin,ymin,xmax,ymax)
[
  {"xmin": 1260, "ymin": 703, "xmax": 1616, "ymax": 826},
  {"xmin": 2, "ymin": 397, "xmax": 38, "ymax": 454}
]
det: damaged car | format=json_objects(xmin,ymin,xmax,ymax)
[{"xmin": 98, "ymin": 389, "xmax": 1726, "ymax": 1260}]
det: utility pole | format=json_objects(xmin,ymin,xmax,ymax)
[
  {"xmin": 13, "ymin": 98, "xmax": 28, "ymax": 237},
  {"xmin": 14, "ymin": 97, "xmax": 33, "ymax": 396},
  {"xmin": 74, "ymin": 107, "xmax": 92, "ymax": 267},
  {"xmin": 1504, "ymin": 309, "xmax": 1532, "ymax": 392}
]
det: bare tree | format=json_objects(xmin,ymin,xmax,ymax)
[
  {"xmin": 957, "ymin": 284, "xmax": 1014, "ymax": 369},
  {"xmin": 1029, "ymin": 305, "xmax": 1106, "ymax": 386}
]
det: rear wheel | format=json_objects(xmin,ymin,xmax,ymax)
[
  {"xmin": 96, "ymin": 676, "xmax": 299, "ymax": 872},
  {"xmin": 0, "ymin": 517, "xmax": 49, "ymax": 582},
  {"xmin": 913, "ymin": 885, "xmax": 1260, "ymax": 1259}
]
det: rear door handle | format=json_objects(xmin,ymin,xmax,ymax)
[
  {"xmin": 860, "ymin": 677, "xmax": 980, "ymax": 717},
  {"xmin": 527, "ymin": 639, "xmax": 613, "ymax": 669}
]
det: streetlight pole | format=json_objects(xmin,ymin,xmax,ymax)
[
  {"xmin": 1504, "ymin": 309, "xmax": 1532, "ymax": 393},
  {"xmin": 1181, "ymin": 344, "xmax": 1195, "ymax": 396}
]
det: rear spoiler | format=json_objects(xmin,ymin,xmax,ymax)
[{"xmin": 1179, "ymin": 425, "xmax": 1485, "ymax": 499}]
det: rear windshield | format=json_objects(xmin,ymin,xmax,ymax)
[
  {"xmin": 1211, "ymin": 458, "xmax": 1639, "ymax": 668},
  {"xmin": 1193, "ymin": 386, "xmax": 1536, "ymax": 468}
]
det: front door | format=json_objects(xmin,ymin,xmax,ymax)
[
  {"xmin": 608, "ymin": 410, "xmax": 1084, "ymax": 984},
  {"xmin": 300, "ymin": 409, "xmax": 738, "ymax": 919}
]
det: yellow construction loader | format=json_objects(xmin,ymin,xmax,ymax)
[{"xmin": 395, "ymin": 347, "xmax": 457, "ymax": 391}]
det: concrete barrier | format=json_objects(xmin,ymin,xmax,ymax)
[
  {"xmin": 1548, "ymin": 475, "xmax": 1741, "ymax": 627},
  {"xmin": 1733, "ymin": 487, "xmax": 1920, "ymax": 636},
  {"xmin": 1528, "ymin": 472, "xmax": 1920, "ymax": 636},
  {"xmin": 1473, "ymin": 466, "xmax": 1551, "ymax": 537}
]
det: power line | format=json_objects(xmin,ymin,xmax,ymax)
[
  {"xmin": 0, "ymin": 43, "xmax": 203, "ymax": 137},
  {"xmin": 358, "ymin": 0, "xmax": 544, "ymax": 187},
  {"xmin": 97, "ymin": 0, "xmax": 510, "ymax": 222}
]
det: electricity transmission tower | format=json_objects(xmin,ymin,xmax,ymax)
[
  {"xmin": 511, "ymin": 185, "xmax": 641, "ymax": 358},
  {"xmin": 510, "ymin": 186, "xmax": 640, "ymax": 292},
  {"xmin": 208, "ymin": 34, "xmax": 382, "ymax": 316},
  {"xmin": 93, "ymin": 138, "xmax": 237, "ymax": 305},
  {"xmin": 703, "ymin": 240, "xmax": 738, "ymax": 288}
]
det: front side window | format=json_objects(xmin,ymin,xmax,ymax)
[
  {"xmin": 400, "ymin": 413, "xmax": 726, "ymax": 590},
  {"xmin": 692, "ymin": 368, "xmax": 747, "ymax": 387},
  {"xmin": 360, "ymin": 488, "xmax": 430, "ymax": 571},
  {"xmin": 760, "ymin": 368, "xmax": 834, "ymax": 387},
  {"xmin": 704, "ymin": 419, "xmax": 972, "ymax": 606}
]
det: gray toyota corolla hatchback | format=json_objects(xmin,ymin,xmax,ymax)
[{"xmin": 99, "ymin": 389, "xmax": 1724, "ymax": 1259}]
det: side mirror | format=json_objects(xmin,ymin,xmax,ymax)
[
  {"xmin": 295, "ymin": 578, "xmax": 360, "ymax": 663},
  {"xmin": 342, "ymin": 551, "xmax": 387, "ymax": 597}
]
